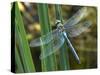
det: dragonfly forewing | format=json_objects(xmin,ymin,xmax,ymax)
[
  {"xmin": 63, "ymin": 7, "xmax": 88, "ymax": 28},
  {"xmin": 30, "ymin": 29, "xmax": 58, "ymax": 47}
]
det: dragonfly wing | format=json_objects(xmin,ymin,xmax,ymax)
[
  {"xmin": 64, "ymin": 7, "xmax": 88, "ymax": 28},
  {"xmin": 40, "ymin": 32, "xmax": 65, "ymax": 60},
  {"xmin": 30, "ymin": 29, "xmax": 58, "ymax": 47},
  {"xmin": 65, "ymin": 20, "xmax": 92, "ymax": 37}
]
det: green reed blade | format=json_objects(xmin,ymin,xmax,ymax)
[
  {"xmin": 15, "ymin": 2, "xmax": 35, "ymax": 72},
  {"xmin": 15, "ymin": 45, "xmax": 24, "ymax": 73},
  {"xmin": 37, "ymin": 3, "xmax": 57, "ymax": 71},
  {"xmin": 55, "ymin": 4, "xmax": 70, "ymax": 70}
]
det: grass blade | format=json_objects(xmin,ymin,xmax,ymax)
[
  {"xmin": 55, "ymin": 4, "xmax": 70, "ymax": 70},
  {"xmin": 15, "ymin": 2, "xmax": 35, "ymax": 72},
  {"xmin": 37, "ymin": 3, "xmax": 57, "ymax": 71},
  {"xmin": 15, "ymin": 45, "xmax": 24, "ymax": 73}
]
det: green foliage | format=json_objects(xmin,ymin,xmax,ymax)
[
  {"xmin": 14, "ymin": 2, "xmax": 35, "ymax": 72},
  {"xmin": 15, "ymin": 46, "xmax": 24, "ymax": 73},
  {"xmin": 37, "ymin": 4, "xmax": 57, "ymax": 71},
  {"xmin": 55, "ymin": 5, "xmax": 70, "ymax": 70}
]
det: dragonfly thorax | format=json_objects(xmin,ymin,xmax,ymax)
[{"xmin": 56, "ymin": 20, "xmax": 65, "ymax": 32}]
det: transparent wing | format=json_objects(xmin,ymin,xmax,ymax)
[
  {"xmin": 30, "ymin": 29, "xmax": 65, "ymax": 59},
  {"xmin": 65, "ymin": 20, "xmax": 92, "ymax": 37},
  {"xmin": 40, "ymin": 32, "xmax": 65, "ymax": 59},
  {"xmin": 63, "ymin": 7, "xmax": 88, "ymax": 28},
  {"xmin": 30, "ymin": 29, "xmax": 58, "ymax": 47}
]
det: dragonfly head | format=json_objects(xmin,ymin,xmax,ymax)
[{"xmin": 55, "ymin": 20, "xmax": 65, "ymax": 32}]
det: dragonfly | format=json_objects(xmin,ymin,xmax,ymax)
[{"xmin": 30, "ymin": 7, "xmax": 92, "ymax": 64}]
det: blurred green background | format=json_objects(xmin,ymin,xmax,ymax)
[{"xmin": 15, "ymin": 2, "xmax": 97, "ymax": 72}]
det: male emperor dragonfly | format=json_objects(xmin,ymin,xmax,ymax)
[{"xmin": 30, "ymin": 7, "xmax": 92, "ymax": 64}]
